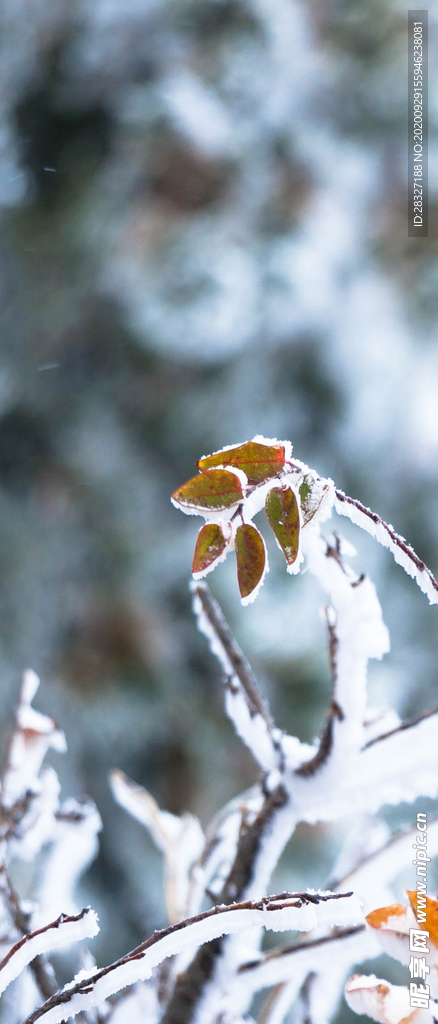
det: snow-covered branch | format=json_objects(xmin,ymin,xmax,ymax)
[
  {"xmin": 334, "ymin": 490, "xmax": 438, "ymax": 605},
  {"xmin": 0, "ymin": 909, "xmax": 99, "ymax": 997},
  {"xmin": 191, "ymin": 582, "xmax": 286, "ymax": 773},
  {"xmin": 21, "ymin": 893, "xmax": 361, "ymax": 1024},
  {"xmin": 282, "ymin": 532, "xmax": 389, "ymax": 817}
]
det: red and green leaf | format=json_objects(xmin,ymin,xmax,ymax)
[
  {"xmin": 299, "ymin": 474, "xmax": 329, "ymax": 526},
  {"xmin": 265, "ymin": 486, "xmax": 300, "ymax": 566},
  {"xmin": 197, "ymin": 441, "xmax": 285, "ymax": 486},
  {"xmin": 192, "ymin": 523, "xmax": 230, "ymax": 577},
  {"xmin": 171, "ymin": 469, "xmax": 243, "ymax": 513},
  {"xmin": 235, "ymin": 523, "xmax": 266, "ymax": 603}
]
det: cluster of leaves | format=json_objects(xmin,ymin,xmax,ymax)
[{"xmin": 171, "ymin": 438, "xmax": 329, "ymax": 603}]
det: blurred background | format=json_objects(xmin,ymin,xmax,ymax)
[{"xmin": 0, "ymin": 0, "xmax": 437, "ymax": 1005}]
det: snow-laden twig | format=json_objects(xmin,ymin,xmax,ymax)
[
  {"xmin": 0, "ymin": 908, "xmax": 99, "ymax": 997},
  {"xmin": 239, "ymin": 925, "xmax": 377, "ymax": 1024},
  {"xmin": 287, "ymin": 704, "xmax": 438, "ymax": 825},
  {"xmin": 191, "ymin": 582, "xmax": 286, "ymax": 773},
  {"xmin": 160, "ymin": 784, "xmax": 296, "ymax": 1024},
  {"xmin": 21, "ymin": 893, "xmax": 361, "ymax": 1024},
  {"xmin": 282, "ymin": 531, "xmax": 389, "ymax": 820},
  {"xmin": 6, "ymin": 767, "xmax": 61, "ymax": 863},
  {"xmin": 296, "ymin": 531, "xmax": 389, "ymax": 771},
  {"xmin": 334, "ymin": 490, "xmax": 438, "ymax": 605},
  {"xmin": 0, "ymin": 671, "xmax": 99, "ymax": 1016}
]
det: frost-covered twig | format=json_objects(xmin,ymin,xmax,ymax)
[
  {"xmin": 288, "ymin": 703, "xmax": 438, "ymax": 824},
  {"xmin": 334, "ymin": 490, "xmax": 438, "ymax": 605},
  {"xmin": 0, "ymin": 791, "xmax": 35, "ymax": 844},
  {"xmin": 21, "ymin": 893, "xmax": 361, "ymax": 1024},
  {"xmin": 236, "ymin": 816, "xmax": 438, "ymax": 1023},
  {"xmin": 0, "ymin": 671, "xmax": 102, "ymax": 1021},
  {"xmin": 257, "ymin": 982, "xmax": 295, "ymax": 1024},
  {"xmin": 294, "ymin": 604, "xmax": 343, "ymax": 778},
  {"xmin": 190, "ymin": 785, "xmax": 264, "ymax": 911},
  {"xmin": 0, "ymin": 908, "xmax": 99, "ymax": 996},
  {"xmin": 191, "ymin": 582, "xmax": 285, "ymax": 773},
  {"xmin": 287, "ymin": 532, "xmax": 389, "ymax": 804},
  {"xmin": 362, "ymin": 703, "xmax": 438, "ymax": 749}
]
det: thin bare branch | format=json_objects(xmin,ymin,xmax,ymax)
[
  {"xmin": 362, "ymin": 702, "xmax": 438, "ymax": 748},
  {"xmin": 239, "ymin": 926, "xmax": 365, "ymax": 977},
  {"xmin": 295, "ymin": 605, "xmax": 343, "ymax": 778}
]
